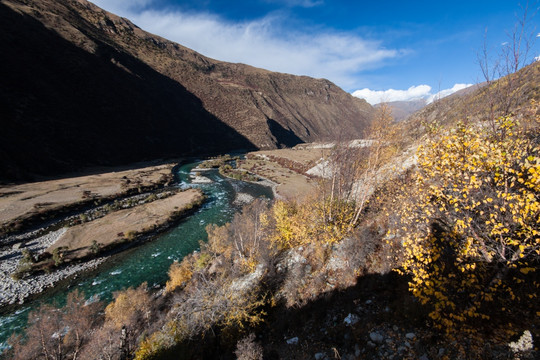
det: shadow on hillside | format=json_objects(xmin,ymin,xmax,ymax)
[
  {"xmin": 164, "ymin": 271, "xmax": 427, "ymax": 360},
  {"xmin": 267, "ymin": 119, "xmax": 304, "ymax": 148},
  {"xmin": 0, "ymin": 3, "xmax": 255, "ymax": 183}
]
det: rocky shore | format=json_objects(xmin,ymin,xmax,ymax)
[{"xmin": 0, "ymin": 228, "xmax": 106, "ymax": 306}]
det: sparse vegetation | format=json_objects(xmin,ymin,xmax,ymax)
[
  {"xmin": 219, "ymin": 164, "xmax": 259, "ymax": 182},
  {"xmin": 89, "ymin": 240, "xmax": 102, "ymax": 255},
  {"xmin": 52, "ymin": 247, "xmax": 66, "ymax": 266},
  {"xmin": 196, "ymin": 154, "xmax": 235, "ymax": 169}
]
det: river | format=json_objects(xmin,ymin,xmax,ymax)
[{"xmin": 0, "ymin": 160, "xmax": 273, "ymax": 350}]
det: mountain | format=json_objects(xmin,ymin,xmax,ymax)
[
  {"xmin": 0, "ymin": 0, "xmax": 373, "ymax": 181},
  {"xmin": 376, "ymin": 99, "xmax": 427, "ymax": 122},
  {"xmin": 406, "ymin": 61, "xmax": 539, "ymax": 136}
]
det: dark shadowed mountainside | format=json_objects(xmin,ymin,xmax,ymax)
[{"xmin": 0, "ymin": 0, "xmax": 373, "ymax": 182}]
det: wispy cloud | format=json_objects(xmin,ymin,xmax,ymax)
[
  {"xmin": 94, "ymin": 0, "xmax": 152, "ymax": 14},
  {"xmin": 90, "ymin": 0, "xmax": 404, "ymax": 90},
  {"xmin": 263, "ymin": 0, "xmax": 324, "ymax": 8},
  {"xmin": 352, "ymin": 83, "xmax": 472, "ymax": 104}
]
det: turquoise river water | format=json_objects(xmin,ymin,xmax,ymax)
[{"xmin": 0, "ymin": 160, "xmax": 273, "ymax": 349}]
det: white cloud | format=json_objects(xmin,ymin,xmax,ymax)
[
  {"xmin": 426, "ymin": 83, "xmax": 472, "ymax": 103},
  {"xmin": 351, "ymin": 85, "xmax": 432, "ymax": 104},
  {"xmin": 352, "ymin": 83, "xmax": 472, "ymax": 105},
  {"xmin": 92, "ymin": 0, "xmax": 152, "ymax": 14},
  {"xmin": 89, "ymin": 0, "xmax": 403, "ymax": 90}
]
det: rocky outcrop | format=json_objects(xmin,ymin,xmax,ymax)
[{"xmin": 0, "ymin": 0, "xmax": 373, "ymax": 181}]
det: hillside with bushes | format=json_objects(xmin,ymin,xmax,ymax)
[
  {"xmin": 2, "ymin": 0, "xmax": 540, "ymax": 357},
  {"xmin": 5, "ymin": 57, "xmax": 540, "ymax": 358}
]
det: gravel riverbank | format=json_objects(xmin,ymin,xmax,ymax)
[{"xmin": 0, "ymin": 229, "xmax": 106, "ymax": 306}]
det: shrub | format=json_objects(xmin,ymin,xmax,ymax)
[
  {"xmin": 397, "ymin": 112, "xmax": 540, "ymax": 333},
  {"xmin": 21, "ymin": 248, "xmax": 35, "ymax": 263},
  {"xmin": 134, "ymin": 330, "xmax": 175, "ymax": 360},
  {"xmin": 89, "ymin": 240, "xmax": 101, "ymax": 255},
  {"xmin": 52, "ymin": 247, "xmax": 66, "ymax": 266},
  {"xmin": 11, "ymin": 257, "xmax": 32, "ymax": 280},
  {"xmin": 195, "ymin": 252, "xmax": 211, "ymax": 270},
  {"xmin": 235, "ymin": 333, "xmax": 263, "ymax": 360},
  {"xmin": 105, "ymin": 283, "xmax": 151, "ymax": 330},
  {"xmin": 272, "ymin": 197, "xmax": 354, "ymax": 250},
  {"xmin": 165, "ymin": 258, "xmax": 194, "ymax": 293},
  {"xmin": 125, "ymin": 230, "xmax": 137, "ymax": 241},
  {"xmin": 145, "ymin": 193, "xmax": 158, "ymax": 202},
  {"xmin": 206, "ymin": 199, "xmax": 273, "ymax": 273}
]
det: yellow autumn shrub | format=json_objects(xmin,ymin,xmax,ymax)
[
  {"xmin": 272, "ymin": 197, "xmax": 354, "ymax": 250},
  {"xmin": 165, "ymin": 257, "xmax": 194, "ymax": 293},
  {"xmin": 105, "ymin": 283, "xmax": 151, "ymax": 329},
  {"xmin": 397, "ymin": 111, "xmax": 540, "ymax": 333}
]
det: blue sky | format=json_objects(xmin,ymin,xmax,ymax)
[{"xmin": 90, "ymin": 0, "xmax": 539, "ymax": 103}]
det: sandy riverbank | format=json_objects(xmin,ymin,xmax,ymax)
[
  {"xmin": 238, "ymin": 150, "xmax": 318, "ymax": 199},
  {"xmin": 0, "ymin": 163, "xmax": 176, "ymax": 235},
  {"xmin": 48, "ymin": 189, "xmax": 204, "ymax": 260}
]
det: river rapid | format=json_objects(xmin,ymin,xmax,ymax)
[{"xmin": 0, "ymin": 160, "xmax": 273, "ymax": 349}]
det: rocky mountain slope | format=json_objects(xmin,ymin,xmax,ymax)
[
  {"xmin": 0, "ymin": 0, "xmax": 373, "ymax": 181},
  {"xmin": 406, "ymin": 61, "xmax": 539, "ymax": 136}
]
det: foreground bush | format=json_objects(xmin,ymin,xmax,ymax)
[
  {"xmin": 397, "ymin": 110, "xmax": 540, "ymax": 333},
  {"xmin": 8, "ymin": 290, "xmax": 101, "ymax": 360}
]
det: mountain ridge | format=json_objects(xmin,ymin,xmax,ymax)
[
  {"xmin": 0, "ymin": 0, "xmax": 373, "ymax": 181},
  {"xmin": 405, "ymin": 61, "xmax": 539, "ymax": 134},
  {"xmin": 376, "ymin": 98, "xmax": 427, "ymax": 122}
]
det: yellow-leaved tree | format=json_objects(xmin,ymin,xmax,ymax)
[
  {"xmin": 272, "ymin": 197, "xmax": 355, "ymax": 250},
  {"xmin": 397, "ymin": 104, "xmax": 540, "ymax": 333}
]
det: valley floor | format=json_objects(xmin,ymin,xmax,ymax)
[{"xmin": 0, "ymin": 162, "xmax": 205, "ymax": 307}]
